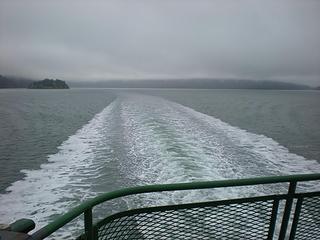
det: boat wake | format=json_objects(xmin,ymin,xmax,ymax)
[{"xmin": 0, "ymin": 93, "xmax": 319, "ymax": 237}]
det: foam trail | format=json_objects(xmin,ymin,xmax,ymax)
[
  {"xmin": 0, "ymin": 93, "xmax": 319, "ymax": 238},
  {"xmin": 118, "ymin": 94, "xmax": 320, "ymax": 205},
  {"xmin": 115, "ymin": 94, "xmax": 320, "ymax": 239},
  {"xmin": 0, "ymin": 100, "xmax": 118, "ymax": 236}
]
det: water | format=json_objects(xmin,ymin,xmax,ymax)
[
  {"xmin": 0, "ymin": 89, "xmax": 116, "ymax": 191},
  {"xmin": 0, "ymin": 88, "xmax": 319, "ymax": 237}
]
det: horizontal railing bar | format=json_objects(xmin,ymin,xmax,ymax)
[
  {"xmin": 95, "ymin": 191, "xmax": 320, "ymax": 229},
  {"xmin": 96, "ymin": 194, "xmax": 285, "ymax": 228},
  {"xmin": 31, "ymin": 173, "xmax": 320, "ymax": 239}
]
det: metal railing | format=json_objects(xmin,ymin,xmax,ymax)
[{"xmin": 29, "ymin": 173, "xmax": 320, "ymax": 240}]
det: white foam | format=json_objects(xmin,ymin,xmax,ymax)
[
  {"xmin": 0, "ymin": 100, "xmax": 117, "ymax": 229},
  {"xmin": 0, "ymin": 93, "xmax": 319, "ymax": 237},
  {"xmin": 118, "ymin": 94, "xmax": 320, "ymax": 205}
]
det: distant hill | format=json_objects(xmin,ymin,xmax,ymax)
[
  {"xmin": 1, "ymin": 75, "xmax": 313, "ymax": 90},
  {"xmin": 70, "ymin": 79, "xmax": 312, "ymax": 90},
  {"xmin": 0, "ymin": 75, "xmax": 33, "ymax": 88},
  {"xmin": 28, "ymin": 79, "xmax": 69, "ymax": 89}
]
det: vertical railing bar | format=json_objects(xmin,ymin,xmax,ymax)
[
  {"xmin": 288, "ymin": 197, "xmax": 303, "ymax": 240},
  {"xmin": 267, "ymin": 199, "xmax": 280, "ymax": 240},
  {"xmin": 278, "ymin": 181, "xmax": 297, "ymax": 240},
  {"xmin": 93, "ymin": 225, "xmax": 98, "ymax": 240},
  {"xmin": 84, "ymin": 208, "xmax": 94, "ymax": 240}
]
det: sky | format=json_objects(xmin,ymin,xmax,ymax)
[{"xmin": 0, "ymin": 0, "xmax": 320, "ymax": 86}]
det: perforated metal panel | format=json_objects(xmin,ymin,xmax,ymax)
[
  {"xmin": 294, "ymin": 196, "xmax": 320, "ymax": 240},
  {"xmin": 95, "ymin": 199, "xmax": 275, "ymax": 240},
  {"xmin": 26, "ymin": 174, "xmax": 320, "ymax": 240}
]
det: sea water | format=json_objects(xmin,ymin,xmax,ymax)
[{"xmin": 0, "ymin": 88, "xmax": 319, "ymax": 238}]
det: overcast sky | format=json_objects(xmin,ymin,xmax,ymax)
[{"xmin": 0, "ymin": 0, "xmax": 320, "ymax": 86}]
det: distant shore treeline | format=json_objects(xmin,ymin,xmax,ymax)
[
  {"xmin": 70, "ymin": 79, "xmax": 316, "ymax": 90},
  {"xmin": 0, "ymin": 75, "xmax": 33, "ymax": 88},
  {"xmin": 1, "ymin": 75, "xmax": 319, "ymax": 90}
]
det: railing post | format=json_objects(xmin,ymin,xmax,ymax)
[
  {"xmin": 288, "ymin": 197, "xmax": 303, "ymax": 240},
  {"xmin": 84, "ymin": 208, "xmax": 94, "ymax": 240},
  {"xmin": 267, "ymin": 199, "xmax": 280, "ymax": 240},
  {"xmin": 278, "ymin": 181, "xmax": 297, "ymax": 240}
]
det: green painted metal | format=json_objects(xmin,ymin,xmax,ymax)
[
  {"xmin": 29, "ymin": 173, "xmax": 320, "ymax": 240},
  {"xmin": 279, "ymin": 181, "xmax": 297, "ymax": 240},
  {"xmin": 93, "ymin": 192, "xmax": 320, "ymax": 240},
  {"xmin": 94, "ymin": 194, "xmax": 279, "ymax": 240},
  {"xmin": 289, "ymin": 197, "xmax": 303, "ymax": 240},
  {"xmin": 9, "ymin": 218, "xmax": 35, "ymax": 234},
  {"xmin": 84, "ymin": 208, "xmax": 93, "ymax": 240},
  {"xmin": 290, "ymin": 195, "xmax": 320, "ymax": 239},
  {"xmin": 267, "ymin": 198, "xmax": 279, "ymax": 239}
]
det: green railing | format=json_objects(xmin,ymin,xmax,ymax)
[{"xmin": 28, "ymin": 173, "xmax": 320, "ymax": 240}]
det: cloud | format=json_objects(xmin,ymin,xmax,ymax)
[{"xmin": 1, "ymin": 0, "xmax": 320, "ymax": 85}]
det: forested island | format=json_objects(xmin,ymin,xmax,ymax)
[
  {"xmin": 28, "ymin": 79, "xmax": 69, "ymax": 89},
  {"xmin": 0, "ymin": 75, "xmax": 69, "ymax": 89}
]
